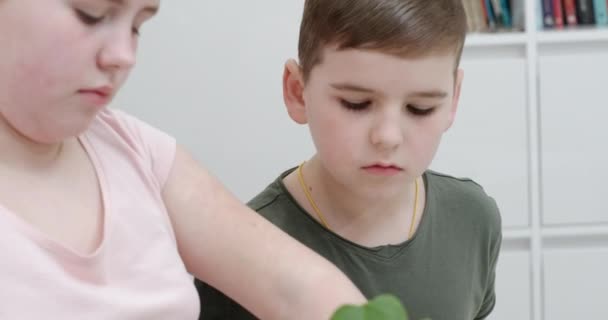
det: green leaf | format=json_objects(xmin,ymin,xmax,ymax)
[
  {"xmin": 365, "ymin": 295, "xmax": 408, "ymax": 320},
  {"xmin": 331, "ymin": 305, "xmax": 365, "ymax": 320},
  {"xmin": 331, "ymin": 294, "xmax": 409, "ymax": 320}
]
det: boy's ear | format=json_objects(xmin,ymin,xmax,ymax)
[
  {"xmin": 445, "ymin": 68, "xmax": 464, "ymax": 131},
  {"xmin": 282, "ymin": 59, "xmax": 308, "ymax": 124}
]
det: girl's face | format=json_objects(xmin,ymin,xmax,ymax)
[{"xmin": 0, "ymin": 0, "xmax": 159, "ymax": 143}]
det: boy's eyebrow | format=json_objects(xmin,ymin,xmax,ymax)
[
  {"xmin": 330, "ymin": 83, "xmax": 375, "ymax": 93},
  {"xmin": 106, "ymin": 0, "xmax": 159, "ymax": 15},
  {"xmin": 330, "ymin": 83, "xmax": 448, "ymax": 98}
]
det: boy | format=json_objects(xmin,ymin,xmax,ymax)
[{"xmin": 197, "ymin": 0, "xmax": 502, "ymax": 319}]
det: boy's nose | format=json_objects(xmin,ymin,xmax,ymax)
[{"xmin": 370, "ymin": 114, "xmax": 404, "ymax": 151}]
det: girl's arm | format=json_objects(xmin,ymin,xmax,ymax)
[{"xmin": 162, "ymin": 145, "xmax": 366, "ymax": 320}]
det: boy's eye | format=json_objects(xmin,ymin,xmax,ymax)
[
  {"xmin": 407, "ymin": 105, "xmax": 435, "ymax": 116},
  {"xmin": 75, "ymin": 9, "xmax": 105, "ymax": 25},
  {"xmin": 340, "ymin": 99, "xmax": 371, "ymax": 112}
]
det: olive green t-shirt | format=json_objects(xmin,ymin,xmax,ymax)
[{"xmin": 196, "ymin": 169, "xmax": 502, "ymax": 320}]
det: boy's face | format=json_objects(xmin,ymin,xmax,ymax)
[{"xmin": 284, "ymin": 46, "xmax": 463, "ymax": 197}]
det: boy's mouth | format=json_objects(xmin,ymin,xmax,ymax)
[{"xmin": 361, "ymin": 164, "xmax": 403, "ymax": 176}]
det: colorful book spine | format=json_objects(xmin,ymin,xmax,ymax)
[
  {"xmin": 510, "ymin": 0, "xmax": 526, "ymax": 31},
  {"xmin": 471, "ymin": 0, "xmax": 488, "ymax": 32},
  {"xmin": 483, "ymin": 0, "xmax": 497, "ymax": 29},
  {"xmin": 542, "ymin": 0, "xmax": 555, "ymax": 28},
  {"xmin": 499, "ymin": 0, "xmax": 512, "ymax": 27},
  {"xmin": 563, "ymin": 0, "xmax": 578, "ymax": 25},
  {"xmin": 552, "ymin": 0, "xmax": 564, "ymax": 27},
  {"xmin": 491, "ymin": 0, "xmax": 503, "ymax": 25},
  {"xmin": 592, "ymin": 0, "xmax": 608, "ymax": 25},
  {"xmin": 462, "ymin": 0, "xmax": 475, "ymax": 32},
  {"xmin": 537, "ymin": 0, "xmax": 544, "ymax": 29},
  {"xmin": 577, "ymin": 0, "xmax": 596, "ymax": 25}
]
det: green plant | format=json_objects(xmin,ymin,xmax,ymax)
[{"xmin": 331, "ymin": 294, "xmax": 408, "ymax": 320}]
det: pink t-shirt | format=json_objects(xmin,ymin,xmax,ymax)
[{"xmin": 0, "ymin": 108, "xmax": 199, "ymax": 318}]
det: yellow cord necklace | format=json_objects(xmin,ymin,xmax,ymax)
[{"xmin": 296, "ymin": 162, "xmax": 419, "ymax": 238}]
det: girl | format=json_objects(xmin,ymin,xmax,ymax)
[{"xmin": 0, "ymin": 0, "xmax": 365, "ymax": 319}]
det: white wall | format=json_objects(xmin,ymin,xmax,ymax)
[{"xmin": 113, "ymin": 1, "xmax": 309, "ymax": 201}]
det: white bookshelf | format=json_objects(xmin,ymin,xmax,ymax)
[
  {"xmin": 504, "ymin": 228, "xmax": 533, "ymax": 240},
  {"xmin": 431, "ymin": 1, "xmax": 608, "ymax": 319},
  {"xmin": 465, "ymin": 32, "xmax": 528, "ymax": 47},
  {"xmin": 537, "ymin": 27, "xmax": 608, "ymax": 43},
  {"xmin": 542, "ymin": 224, "xmax": 608, "ymax": 238},
  {"xmin": 465, "ymin": 24, "xmax": 608, "ymax": 47}
]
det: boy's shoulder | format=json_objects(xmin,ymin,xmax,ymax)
[
  {"xmin": 426, "ymin": 169, "xmax": 493, "ymax": 202},
  {"xmin": 426, "ymin": 169, "xmax": 486, "ymax": 194},
  {"xmin": 425, "ymin": 170, "xmax": 502, "ymax": 230},
  {"xmin": 246, "ymin": 168, "xmax": 297, "ymax": 215},
  {"xmin": 246, "ymin": 168, "xmax": 321, "ymax": 236},
  {"xmin": 247, "ymin": 182, "xmax": 284, "ymax": 212}
]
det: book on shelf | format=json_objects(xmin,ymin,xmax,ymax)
[
  {"xmin": 553, "ymin": 0, "xmax": 565, "ymax": 27},
  {"xmin": 542, "ymin": 0, "xmax": 555, "ymax": 27},
  {"xmin": 462, "ymin": 0, "xmax": 608, "ymax": 32},
  {"xmin": 563, "ymin": 0, "xmax": 579, "ymax": 25},
  {"xmin": 541, "ymin": 0, "xmax": 608, "ymax": 28},
  {"xmin": 576, "ymin": 0, "xmax": 596, "ymax": 25},
  {"xmin": 592, "ymin": 0, "xmax": 608, "ymax": 25},
  {"xmin": 462, "ymin": 0, "xmax": 525, "ymax": 33}
]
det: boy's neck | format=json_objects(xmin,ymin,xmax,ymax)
[{"xmin": 284, "ymin": 157, "xmax": 425, "ymax": 247}]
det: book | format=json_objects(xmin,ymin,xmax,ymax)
[
  {"xmin": 592, "ymin": 0, "xmax": 608, "ymax": 25},
  {"xmin": 511, "ymin": 0, "xmax": 526, "ymax": 30},
  {"xmin": 563, "ymin": 0, "xmax": 578, "ymax": 25},
  {"xmin": 542, "ymin": 0, "xmax": 555, "ymax": 28},
  {"xmin": 552, "ymin": 0, "xmax": 564, "ymax": 27},
  {"xmin": 462, "ymin": 0, "xmax": 476, "ymax": 32},
  {"xmin": 483, "ymin": 0, "xmax": 497, "ymax": 30},
  {"xmin": 577, "ymin": 0, "xmax": 596, "ymax": 25},
  {"xmin": 471, "ymin": 0, "xmax": 488, "ymax": 32},
  {"xmin": 499, "ymin": 0, "xmax": 513, "ymax": 27}
]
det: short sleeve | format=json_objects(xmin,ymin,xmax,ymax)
[
  {"xmin": 96, "ymin": 108, "xmax": 177, "ymax": 188},
  {"xmin": 475, "ymin": 203, "xmax": 502, "ymax": 320}
]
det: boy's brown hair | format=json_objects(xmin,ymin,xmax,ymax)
[{"xmin": 298, "ymin": 0, "xmax": 467, "ymax": 81}]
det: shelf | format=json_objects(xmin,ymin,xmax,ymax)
[
  {"xmin": 542, "ymin": 224, "xmax": 608, "ymax": 238},
  {"xmin": 537, "ymin": 27, "xmax": 608, "ymax": 44},
  {"xmin": 463, "ymin": 28, "xmax": 608, "ymax": 47},
  {"xmin": 502, "ymin": 225, "xmax": 608, "ymax": 240},
  {"xmin": 504, "ymin": 228, "xmax": 532, "ymax": 240},
  {"xmin": 465, "ymin": 32, "xmax": 527, "ymax": 47}
]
